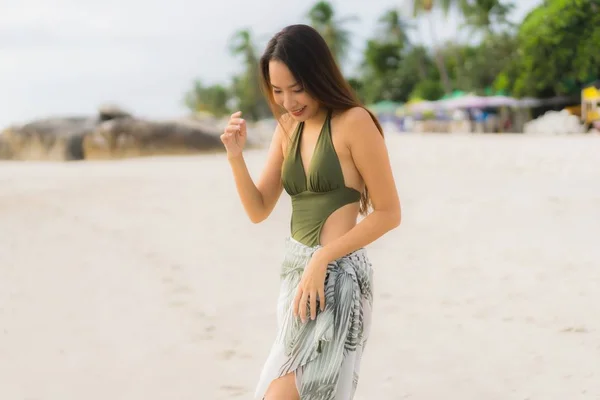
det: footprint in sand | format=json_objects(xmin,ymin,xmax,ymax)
[
  {"xmin": 219, "ymin": 384, "xmax": 248, "ymax": 397},
  {"xmin": 191, "ymin": 325, "xmax": 216, "ymax": 342},
  {"xmin": 168, "ymin": 284, "xmax": 194, "ymax": 295},
  {"xmin": 561, "ymin": 326, "xmax": 588, "ymax": 333},
  {"xmin": 161, "ymin": 276, "xmax": 174, "ymax": 285},
  {"xmin": 167, "ymin": 300, "xmax": 187, "ymax": 309},
  {"xmin": 170, "ymin": 264, "xmax": 182, "ymax": 272},
  {"xmin": 159, "ymin": 262, "xmax": 195, "ymax": 310},
  {"xmin": 220, "ymin": 349, "xmax": 237, "ymax": 360},
  {"xmin": 154, "ymin": 259, "xmax": 220, "ymax": 345}
]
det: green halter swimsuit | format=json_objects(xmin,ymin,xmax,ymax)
[{"xmin": 281, "ymin": 110, "xmax": 361, "ymax": 247}]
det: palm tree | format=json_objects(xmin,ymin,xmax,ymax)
[
  {"xmin": 184, "ymin": 80, "xmax": 230, "ymax": 117},
  {"xmin": 377, "ymin": 9, "xmax": 413, "ymax": 45},
  {"xmin": 377, "ymin": 8, "xmax": 429, "ymax": 80},
  {"xmin": 307, "ymin": 1, "xmax": 357, "ymax": 64},
  {"xmin": 410, "ymin": 0, "xmax": 463, "ymax": 93},
  {"xmin": 460, "ymin": 0, "xmax": 515, "ymax": 36},
  {"xmin": 229, "ymin": 29, "xmax": 259, "ymax": 72},
  {"xmin": 412, "ymin": 0, "xmax": 456, "ymax": 15},
  {"xmin": 228, "ymin": 29, "xmax": 268, "ymax": 120}
]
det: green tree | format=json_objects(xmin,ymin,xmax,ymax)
[
  {"xmin": 357, "ymin": 8, "xmax": 413, "ymax": 104},
  {"xmin": 360, "ymin": 40, "xmax": 405, "ymax": 103},
  {"xmin": 470, "ymin": 32, "xmax": 517, "ymax": 90},
  {"xmin": 411, "ymin": 79, "xmax": 445, "ymax": 100},
  {"xmin": 411, "ymin": 0, "xmax": 463, "ymax": 93},
  {"xmin": 412, "ymin": 0, "xmax": 455, "ymax": 15},
  {"xmin": 500, "ymin": 0, "xmax": 600, "ymax": 97},
  {"xmin": 228, "ymin": 29, "xmax": 270, "ymax": 120},
  {"xmin": 460, "ymin": 0, "xmax": 515, "ymax": 35},
  {"xmin": 347, "ymin": 77, "xmax": 365, "ymax": 103},
  {"xmin": 376, "ymin": 8, "xmax": 413, "ymax": 45},
  {"xmin": 451, "ymin": 0, "xmax": 515, "ymax": 91},
  {"xmin": 307, "ymin": 1, "xmax": 357, "ymax": 64},
  {"xmin": 184, "ymin": 80, "xmax": 230, "ymax": 117}
]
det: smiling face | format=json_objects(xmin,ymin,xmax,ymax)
[{"xmin": 268, "ymin": 60, "xmax": 321, "ymax": 122}]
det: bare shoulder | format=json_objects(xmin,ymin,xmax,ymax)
[
  {"xmin": 334, "ymin": 106, "xmax": 382, "ymax": 146},
  {"xmin": 336, "ymin": 106, "xmax": 374, "ymax": 124}
]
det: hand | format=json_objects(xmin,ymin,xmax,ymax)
[
  {"xmin": 220, "ymin": 111, "xmax": 247, "ymax": 159},
  {"xmin": 293, "ymin": 251, "xmax": 328, "ymax": 323}
]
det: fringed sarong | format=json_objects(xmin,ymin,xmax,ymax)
[{"xmin": 254, "ymin": 237, "xmax": 374, "ymax": 400}]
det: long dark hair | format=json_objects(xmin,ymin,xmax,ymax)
[{"xmin": 259, "ymin": 24, "xmax": 383, "ymax": 216}]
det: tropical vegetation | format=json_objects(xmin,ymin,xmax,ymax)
[{"xmin": 183, "ymin": 0, "xmax": 600, "ymax": 120}]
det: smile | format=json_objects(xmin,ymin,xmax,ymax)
[{"xmin": 291, "ymin": 106, "xmax": 306, "ymax": 116}]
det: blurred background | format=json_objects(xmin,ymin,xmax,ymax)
[
  {"xmin": 1, "ymin": 1, "xmax": 599, "ymax": 399},
  {"xmin": 1, "ymin": 0, "xmax": 599, "ymax": 160}
]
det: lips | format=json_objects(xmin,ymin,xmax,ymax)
[{"xmin": 291, "ymin": 106, "xmax": 306, "ymax": 116}]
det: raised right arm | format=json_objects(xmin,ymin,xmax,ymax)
[{"xmin": 226, "ymin": 118, "xmax": 291, "ymax": 223}]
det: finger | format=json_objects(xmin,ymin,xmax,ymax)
[
  {"xmin": 227, "ymin": 118, "xmax": 243, "ymax": 126},
  {"xmin": 292, "ymin": 287, "xmax": 302, "ymax": 318},
  {"xmin": 318, "ymin": 286, "xmax": 325, "ymax": 311},
  {"xmin": 310, "ymin": 290, "xmax": 317, "ymax": 320},
  {"xmin": 299, "ymin": 291, "xmax": 309, "ymax": 323},
  {"xmin": 225, "ymin": 125, "xmax": 241, "ymax": 134},
  {"xmin": 239, "ymin": 119, "xmax": 246, "ymax": 136},
  {"xmin": 231, "ymin": 111, "xmax": 242, "ymax": 118}
]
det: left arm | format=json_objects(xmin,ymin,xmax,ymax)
[{"xmin": 315, "ymin": 107, "xmax": 401, "ymax": 264}]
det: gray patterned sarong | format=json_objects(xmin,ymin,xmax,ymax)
[{"xmin": 254, "ymin": 237, "xmax": 374, "ymax": 400}]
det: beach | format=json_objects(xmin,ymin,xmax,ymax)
[{"xmin": 1, "ymin": 133, "xmax": 599, "ymax": 399}]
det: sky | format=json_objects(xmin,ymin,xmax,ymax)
[{"xmin": 0, "ymin": 0, "xmax": 541, "ymax": 127}]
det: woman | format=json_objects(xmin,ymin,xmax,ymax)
[{"xmin": 221, "ymin": 24, "xmax": 401, "ymax": 400}]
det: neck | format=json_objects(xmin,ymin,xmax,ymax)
[{"xmin": 303, "ymin": 107, "xmax": 329, "ymax": 131}]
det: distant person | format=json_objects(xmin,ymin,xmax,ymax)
[{"xmin": 221, "ymin": 24, "xmax": 401, "ymax": 400}]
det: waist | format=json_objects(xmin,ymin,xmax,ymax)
[
  {"xmin": 283, "ymin": 236, "xmax": 368, "ymax": 270},
  {"xmin": 289, "ymin": 188, "xmax": 361, "ymax": 247},
  {"xmin": 287, "ymin": 235, "xmax": 364, "ymax": 252}
]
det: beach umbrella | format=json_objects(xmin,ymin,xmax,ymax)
[
  {"xmin": 517, "ymin": 97, "xmax": 542, "ymax": 108},
  {"xmin": 367, "ymin": 100, "xmax": 403, "ymax": 115},
  {"xmin": 440, "ymin": 94, "xmax": 488, "ymax": 109},
  {"xmin": 483, "ymin": 95, "xmax": 519, "ymax": 107},
  {"xmin": 406, "ymin": 100, "xmax": 438, "ymax": 113}
]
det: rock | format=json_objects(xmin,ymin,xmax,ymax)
[
  {"xmin": 82, "ymin": 117, "xmax": 223, "ymax": 160},
  {"xmin": 0, "ymin": 106, "xmax": 225, "ymax": 161},
  {"xmin": 0, "ymin": 116, "xmax": 97, "ymax": 161},
  {"xmin": 246, "ymin": 118, "xmax": 277, "ymax": 147},
  {"xmin": 97, "ymin": 104, "xmax": 132, "ymax": 121},
  {"xmin": 0, "ymin": 133, "xmax": 12, "ymax": 159}
]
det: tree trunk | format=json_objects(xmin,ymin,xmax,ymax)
[
  {"xmin": 413, "ymin": 31, "xmax": 428, "ymax": 80},
  {"xmin": 452, "ymin": 49, "xmax": 465, "ymax": 91},
  {"xmin": 416, "ymin": 53, "xmax": 427, "ymax": 80},
  {"xmin": 428, "ymin": 12, "xmax": 452, "ymax": 93}
]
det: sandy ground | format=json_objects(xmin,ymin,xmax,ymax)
[{"xmin": 1, "ymin": 133, "xmax": 599, "ymax": 400}]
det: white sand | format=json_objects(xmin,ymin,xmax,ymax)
[{"xmin": 1, "ymin": 133, "xmax": 599, "ymax": 399}]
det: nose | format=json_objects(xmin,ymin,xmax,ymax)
[{"xmin": 282, "ymin": 92, "xmax": 296, "ymax": 111}]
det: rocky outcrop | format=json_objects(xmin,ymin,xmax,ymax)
[
  {"xmin": 82, "ymin": 116, "xmax": 224, "ymax": 160},
  {"xmin": 0, "ymin": 105, "xmax": 225, "ymax": 161},
  {"xmin": 0, "ymin": 134, "xmax": 12, "ymax": 159}
]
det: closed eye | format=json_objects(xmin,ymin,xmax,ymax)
[{"xmin": 272, "ymin": 86, "xmax": 304, "ymax": 94}]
